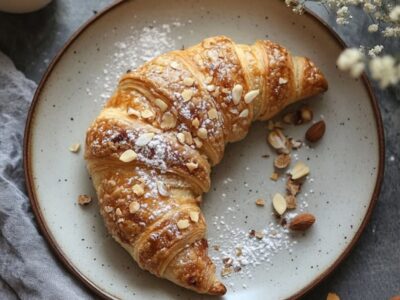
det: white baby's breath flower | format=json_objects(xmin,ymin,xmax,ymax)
[
  {"xmin": 336, "ymin": 17, "xmax": 348, "ymax": 25},
  {"xmin": 368, "ymin": 45, "xmax": 384, "ymax": 57},
  {"xmin": 368, "ymin": 24, "xmax": 378, "ymax": 32},
  {"xmin": 337, "ymin": 6, "xmax": 349, "ymax": 17},
  {"xmin": 389, "ymin": 5, "xmax": 400, "ymax": 22},
  {"xmin": 383, "ymin": 26, "xmax": 400, "ymax": 37},
  {"xmin": 363, "ymin": 3, "xmax": 376, "ymax": 13},
  {"xmin": 337, "ymin": 48, "xmax": 365, "ymax": 78},
  {"xmin": 369, "ymin": 56, "xmax": 399, "ymax": 88}
]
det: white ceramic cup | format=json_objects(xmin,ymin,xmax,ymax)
[{"xmin": 0, "ymin": 0, "xmax": 52, "ymax": 13}]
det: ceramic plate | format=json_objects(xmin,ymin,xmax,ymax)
[{"xmin": 24, "ymin": 0, "xmax": 384, "ymax": 299}]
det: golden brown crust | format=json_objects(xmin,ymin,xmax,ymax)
[{"xmin": 85, "ymin": 35, "xmax": 327, "ymax": 295}]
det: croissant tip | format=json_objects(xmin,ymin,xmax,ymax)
[{"xmin": 208, "ymin": 281, "xmax": 227, "ymax": 296}]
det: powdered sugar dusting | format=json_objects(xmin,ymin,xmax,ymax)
[{"xmin": 92, "ymin": 21, "xmax": 186, "ymax": 102}]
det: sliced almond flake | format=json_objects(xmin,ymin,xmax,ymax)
[
  {"xmin": 183, "ymin": 131, "xmax": 193, "ymax": 145},
  {"xmin": 132, "ymin": 184, "xmax": 145, "ymax": 196},
  {"xmin": 255, "ymin": 231, "xmax": 264, "ymax": 239},
  {"xmin": 192, "ymin": 118, "xmax": 200, "ymax": 128},
  {"xmin": 189, "ymin": 211, "xmax": 200, "ymax": 223},
  {"xmin": 154, "ymin": 98, "xmax": 168, "ymax": 112},
  {"xmin": 206, "ymin": 84, "xmax": 215, "ymax": 92},
  {"xmin": 279, "ymin": 77, "xmax": 288, "ymax": 84},
  {"xmin": 104, "ymin": 206, "xmax": 113, "ymax": 213},
  {"xmin": 129, "ymin": 201, "xmax": 140, "ymax": 213},
  {"xmin": 239, "ymin": 109, "xmax": 249, "ymax": 118},
  {"xmin": 170, "ymin": 61, "xmax": 179, "ymax": 69},
  {"xmin": 127, "ymin": 107, "xmax": 141, "ymax": 117},
  {"xmin": 177, "ymin": 219, "xmax": 190, "ymax": 229},
  {"xmin": 197, "ymin": 128, "xmax": 208, "ymax": 139},
  {"xmin": 244, "ymin": 89, "xmax": 260, "ymax": 103},
  {"xmin": 77, "ymin": 194, "xmax": 92, "ymax": 205},
  {"xmin": 136, "ymin": 132, "xmax": 155, "ymax": 146},
  {"xmin": 176, "ymin": 132, "xmax": 185, "ymax": 144},
  {"xmin": 193, "ymin": 137, "xmax": 203, "ymax": 148},
  {"xmin": 157, "ymin": 181, "xmax": 170, "ymax": 196},
  {"xmin": 141, "ymin": 109, "xmax": 154, "ymax": 119},
  {"xmin": 204, "ymin": 76, "xmax": 213, "ymax": 84},
  {"xmin": 235, "ymin": 247, "xmax": 243, "ymax": 256},
  {"xmin": 183, "ymin": 77, "xmax": 194, "ymax": 86},
  {"xmin": 116, "ymin": 218, "xmax": 124, "ymax": 224},
  {"xmin": 69, "ymin": 143, "xmax": 80, "ymax": 153},
  {"xmin": 160, "ymin": 112, "xmax": 177, "ymax": 129},
  {"xmin": 232, "ymin": 84, "xmax": 243, "ymax": 105},
  {"xmin": 272, "ymin": 193, "xmax": 287, "ymax": 215},
  {"xmin": 115, "ymin": 208, "xmax": 122, "ymax": 216},
  {"xmin": 255, "ymin": 199, "xmax": 265, "ymax": 206},
  {"xmin": 290, "ymin": 161, "xmax": 310, "ymax": 180},
  {"xmin": 221, "ymin": 266, "xmax": 233, "ymax": 277},
  {"xmin": 181, "ymin": 89, "xmax": 193, "ymax": 102},
  {"xmin": 186, "ymin": 162, "xmax": 198, "ymax": 172},
  {"xmin": 119, "ymin": 149, "xmax": 137, "ymax": 162},
  {"xmin": 208, "ymin": 108, "xmax": 218, "ymax": 119}
]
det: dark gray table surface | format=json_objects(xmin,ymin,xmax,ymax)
[{"xmin": 0, "ymin": 1, "xmax": 399, "ymax": 299}]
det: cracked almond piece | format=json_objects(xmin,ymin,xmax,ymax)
[
  {"xmin": 255, "ymin": 199, "xmax": 265, "ymax": 206},
  {"xmin": 286, "ymin": 178, "xmax": 301, "ymax": 196},
  {"xmin": 274, "ymin": 154, "xmax": 291, "ymax": 169},
  {"xmin": 77, "ymin": 194, "xmax": 92, "ymax": 205},
  {"xmin": 270, "ymin": 172, "xmax": 279, "ymax": 181},
  {"xmin": 267, "ymin": 129, "xmax": 289, "ymax": 153},
  {"xmin": 289, "ymin": 161, "xmax": 310, "ymax": 180},
  {"xmin": 285, "ymin": 195, "xmax": 297, "ymax": 209},
  {"xmin": 69, "ymin": 143, "xmax": 80, "ymax": 153}
]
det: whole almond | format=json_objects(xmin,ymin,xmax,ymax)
[
  {"xmin": 305, "ymin": 120, "xmax": 326, "ymax": 142},
  {"xmin": 289, "ymin": 213, "xmax": 315, "ymax": 231}
]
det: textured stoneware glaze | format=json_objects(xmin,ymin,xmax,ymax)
[{"xmin": 24, "ymin": 0, "xmax": 383, "ymax": 299}]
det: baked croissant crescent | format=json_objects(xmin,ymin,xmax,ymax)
[{"xmin": 85, "ymin": 36, "xmax": 327, "ymax": 295}]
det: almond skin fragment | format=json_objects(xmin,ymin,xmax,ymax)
[
  {"xmin": 306, "ymin": 120, "xmax": 326, "ymax": 142},
  {"xmin": 289, "ymin": 213, "xmax": 316, "ymax": 231}
]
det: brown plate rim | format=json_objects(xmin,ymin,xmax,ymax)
[{"xmin": 23, "ymin": 1, "xmax": 385, "ymax": 299}]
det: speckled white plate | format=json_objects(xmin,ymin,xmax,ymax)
[{"xmin": 24, "ymin": 0, "xmax": 384, "ymax": 299}]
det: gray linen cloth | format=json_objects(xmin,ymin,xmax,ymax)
[{"xmin": 0, "ymin": 51, "xmax": 91, "ymax": 299}]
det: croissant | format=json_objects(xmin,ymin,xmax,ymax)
[{"xmin": 85, "ymin": 36, "xmax": 327, "ymax": 295}]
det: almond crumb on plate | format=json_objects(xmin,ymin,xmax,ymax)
[
  {"xmin": 69, "ymin": 143, "xmax": 80, "ymax": 153},
  {"xmin": 77, "ymin": 194, "xmax": 92, "ymax": 205},
  {"xmin": 270, "ymin": 172, "xmax": 279, "ymax": 181},
  {"xmin": 255, "ymin": 199, "xmax": 265, "ymax": 206}
]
